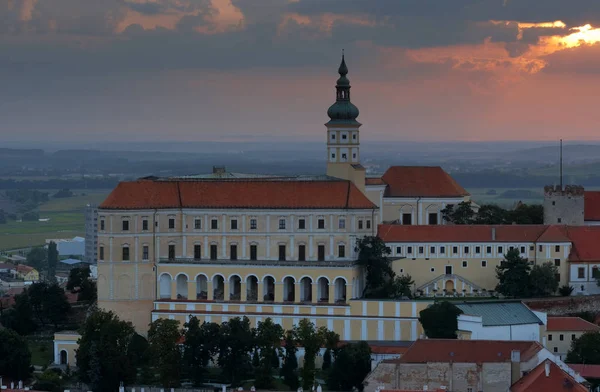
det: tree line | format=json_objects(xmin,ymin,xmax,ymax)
[
  {"xmin": 76, "ymin": 310, "xmax": 372, "ymax": 392},
  {"xmin": 441, "ymin": 202, "xmax": 543, "ymax": 225}
]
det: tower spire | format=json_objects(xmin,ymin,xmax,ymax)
[{"xmin": 327, "ymin": 52, "xmax": 359, "ymax": 123}]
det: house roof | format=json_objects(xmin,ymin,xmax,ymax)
[
  {"xmin": 569, "ymin": 364, "xmax": 600, "ymax": 379},
  {"xmin": 565, "ymin": 226, "xmax": 600, "ymax": 262},
  {"xmin": 511, "ymin": 359, "xmax": 588, "ymax": 392},
  {"xmin": 100, "ymin": 179, "xmax": 376, "ymax": 210},
  {"xmin": 456, "ymin": 301, "xmax": 543, "ymax": 326},
  {"xmin": 547, "ymin": 317, "xmax": 600, "ymax": 332},
  {"xmin": 396, "ymin": 339, "xmax": 543, "ymax": 364},
  {"xmin": 60, "ymin": 258, "xmax": 85, "ymax": 265},
  {"xmin": 15, "ymin": 264, "xmax": 35, "ymax": 273},
  {"xmin": 584, "ymin": 191, "xmax": 600, "ymax": 221},
  {"xmin": 365, "ymin": 177, "xmax": 387, "ymax": 186},
  {"xmin": 380, "ymin": 166, "xmax": 469, "ymax": 198}
]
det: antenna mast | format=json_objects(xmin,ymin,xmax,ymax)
[{"xmin": 560, "ymin": 139, "xmax": 563, "ymax": 188}]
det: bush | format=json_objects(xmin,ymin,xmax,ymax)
[{"xmin": 558, "ymin": 285, "xmax": 574, "ymax": 297}]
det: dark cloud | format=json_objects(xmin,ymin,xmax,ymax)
[{"xmin": 543, "ymin": 43, "xmax": 600, "ymax": 74}]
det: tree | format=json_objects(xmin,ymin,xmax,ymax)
[
  {"xmin": 293, "ymin": 319, "xmax": 336, "ymax": 389},
  {"xmin": 322, "ymin": 349, "xmax": 332, "ymax": 370},
  {"xmin": 148, "ymin": 318, "xmax": 182, "ymax": 388},
  {"xmin": 558, "ymin": 285, "xmax": 574, "ymax": 296},
  {"xmin": 327, "ymin": 341, "xmax": 372, "ymax": 391},
  {"xmin": 0, "ymin": 291, "xmax": 37, "ymax": 335},
  {"xmin": 566, "ymin": 331, "xmax": 600, "ymax": 364},
  {"xmin": 0, "ymin": 328, "xmax": 32, "ymax": 381},
  {"xmin": 34, "ymin": 368, "xmax": 64, "ymax": 392},
  {"xmin": 67, "ymin": 266, "xmax": 96, "ymax": 302},
  {"xmin": 495, "ymin": 249, "xmax": 532, "ymax": 298},
  {"xmin": 419, "ymin": 301, "xmax": 463, "ymax": 339},
  {"xmin": 441, "ymin": 201, "xmax": 476, "ymax": 224},
  {"xmin": 27, "ymin": 282, "xmax": 70, "ymax": 329},
  {"xmin": 76, "ymin": 310, "xmax": 137, "ymax": 392},
  {"xmin": 355, "ymin": 236, "xmax": 393, "ymax": 298},
  {"xmin": 474, "ymin": 204, "xmax": 508, "ymax": 224},
  {"xmin": 182, "ymin": 317, "xmax": 220, "ymax": 386},
  {"xmin": 281, "ymin": 331, "xmax": 299, "ymax": 391},
  {"xmin": 388, "ymin": 274, "xmax": 415, "ymax": 299},
  {"xmin": 47, "ymin": 241, "xmax": 58, "ymax": 282},
  {"xmin": 508, "ymin": 204, "xmax": 543, "ymax": 224},
  {"xmin": 26, "ymin": 247, "xmax": 46, "ymax": 272},
  {"xmin": 217, "ymin": 316, "xmax": 254, "ymax": 386},
  {"xmin": 254, "ymin": 318, "xmax": 285, "ymax": 388},
  {"xmin": 529, "ymin": 262, "xmax": 559, "ymax": 297}
]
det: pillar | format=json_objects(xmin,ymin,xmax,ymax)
[
  {"xmin": 258, "ymin": 280, "xmax": 265, "ymax": 302},
  {"xmin": 294, "ymin": 282, "xmax": 301, "ymax": 303},
  {"xmin": 223, "ymin": 281, "xmax": 230, "ymax": 301},
  {"xmin": 187, "ymin": 280, "xmax": 195, "ymax": 300},
  {"xmin": 275, "ymin": 282, "xmax": 284, "ymax": 303},
  {"xmin": 170, "ymin": 279, "xmax": 177, "ymax": 300},
  {"xmin": 328, "ymin": 283, "xmax": 335, "ymax": 303},
  {"xmin": 240, "ymin": 281, "xmax": 247, "ymax": 302},
  {"xmin": 207, "ymin": 280, "xmax": 214, "ymax": 300},
  {"xmin": 311, "ymin": 282, "xmax": 318, "ymax": 303}
]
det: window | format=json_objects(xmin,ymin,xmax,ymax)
[
  {"xmin": 341, "ymin": 153, "xmax": 347, "ymax": 160},
  {"xmin": 407, "ymin": 246, "xmax": 413, "ymax": 254},
  {"xmin": 560, "ymin": 334, "xmax": 564, "ymax": 341},
  {"xmin": 353, "ymin": 134, "xmax": 357, "ymax": 140},
  {"xmin": 193, "ymin": 245, "xmax": 201, "ymax": 260},
  {"xmin": 318, "ymin": 219, "xmax": 325, "ymax": 229},
  {"xmin": 440, "ymin": 246, "xmax": 446, "ymax": 254},
  {"xmin": 453, "ymin": 246, "xmax": 458, "ymax": 254},
  {"xmin": 210, "ymin": 245, "xmax": 217, "ymax": 260},
  {"xmin": 445, "ymin": 265, "xmax": 452, "ymax": 275},
  {"xmin": 342, "ymin": 134, "xmax": 347, "ymax": 140},
  {"xmin": 338, "ymin": 245, "xmax": 345, "ymax": 258},
  {"xmin": 100, "ymin": 219, "xmax": 105, "ymax": 231},
  {"xmin": 555, "ymin": 245, "xmax": 561, "ymax": 252},
  {"xmin": 462, "ymin": 261, "xmax": 468, "ymax": 268},
  {"xmin": 396, "ymin": 247, "xmax": 402, "ymax": 254},
  {"xmin": 548, "ymin": 334, "xmax": 553, "ymax": 341},
  {"xmin": 358, "ymin": 220, "xmax": 364, "ymax": 229},
  {"xmin": 250, "ymin": 218, "xmax": 257, "ymax": 230},
  {"xmin": 142, "ymin": 219, "xmax": 148, "ymax": 231},
  {"xmin": 298, "ymin": 218, "xmax": 306, "ymax": 230},
  {"xmin": 530, "ymin": 245, "xmax": 534, "ymax": 251},
  {"xmin": 558, "ymin": 218, "xmax": 562, "ymax": 223},
  {"xmin": 418, "ymin": 246, "xmax": 424, "ymax": 254},
  {"xmin": 250, "ymin": 245, "xmax": 257, "ymax": 261},
  {"xmin": 572, "ymin": 334, "xmax": 576, "ymax": 341},
  {"xmin": 143, "ymin": 245, "xmax": 149, "ymax": 260},
  {"xmin": 430, "ymin": 246, "xmax": 436, "ymax": 254},
  {"xmin": 366, "ymin": 220, "xmax": 371, "ymax": 229},
  {"xmin": 122, "ymin": 247, "xmax": 130, "ymax": 261},
  {"xmin": 498, "ymin": 246, "xmax": 503, "ymax": 253},
  {"xmin": 168, "ymin": 218, "xmax": 175, "ymax": 229},
  {"xmin": 279, "ymin": 245, "xmax": 286, "ymax": 261},
  {"xmin": 475, "ymin": 246, "xmax": 481, "ymax": 254},
  {"xmin": 331, "ymin": 133, "xmax": 336, "ymax": 140},
  {"xmin": 194, "ymin": 218, "xmax": 201, "ymax": 229},
  {"xmin": 510, "ymin": 246, "xmax": 514, "ymax": 251},
  {"xmin": 539, "ymin": 245, "xmax": 543, "ymax": 252},
  {"xmin": 298, "ymin": 245, "xmax": 306, "ymax": 261},
  {"xmin": 278, "ymin": 219, "xmax": 286, "ymax": 230},
  {"xmin": 402, "ymin": 213, "xmax": 412, "ymax": 225},
  {"xmin": 122, "ymin": 220, "xmax": 129, "ymax": 231},
  {"xmin": 168, "ymin": 245, "xmax": 175, "ymax": 260},
  {"xmin": 467, "ymin": 388, "xmax": 473, "ymax": 392},
  {"xmin": 552, "ymin": 201, "xmax": 556, "ymax": 205},
  {"xmin": 486, "ymin": 246, "xmax": 492, "ymax": 254},
  {"xmin": 554, "ymin": 259, "xmax": 560, "ymax": 267},
  {"xmin": 331, "ymin": 153, "xmax": 335, "ymax": 159},
  {"xmin": 578, "ymin": 267, "xmax": 585, "ymax": 279},
  {"xmin": 230, "ymin": 245, "xmax": 237, "ymax": 261},
  {"xmin": 593, "ymin": 267, "xmax": 600, "ymax": 279},
  {"xmin": 464, "ymin": 246, "xmax": 469, "ymax": 254},
  {"xmin": 482, "ymin": 260, "xmax": 487, "ymax": 267},
  {"xmin": 231, "ymin": 219, "xmax": 238, "ymax": 230},
  {"xmin": 318, "ymin": 245, "xmax": 325, "ymax": 261},
  {"xmin": 99, "ymin": 246, "xmax": 104, "ymax": 260},
  {"xmin": 553, "ymin": 347, "xmax": 558, "ymax": 353},
  {"xmin": 428, "ymin": 213, "xmax": 438, "ymax": 225},
  {"xmin": 430, "ymin": 267, "xmax": 435, "ymax": 273},
  {"xmin": 339, "ymin": 218, "xmax": 346, "ymax": 229},
  {"xmin": 555, "ymin": 273, "xmax": 561, "ymax": 282},
  {"xmin": 520, "ymin": 246, "xmax": 526, "ymax": 254},
  {"xmin": 353, "ymin": 153, "xmax": 356, "ymax": 159},
  {"xmin": 211, "ymin": 219, "xmax": 218, "ymax": 230}
]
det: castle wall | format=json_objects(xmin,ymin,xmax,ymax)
[{"xmin": 543, "ymin": 185, "xmax": 585, "ymax": 225}]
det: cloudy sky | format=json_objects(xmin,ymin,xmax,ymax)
[{"xmin": 2, "ymin": 0, "xmax": 600, "ymax": 143}]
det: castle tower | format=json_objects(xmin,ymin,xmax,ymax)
[
  {"xmin": 325, "ymin": 54, "xmax": 365, "ymax": 192},
  {"xmin": 543, "ymin": 185, "xmax": 585, "ymax": 225}
]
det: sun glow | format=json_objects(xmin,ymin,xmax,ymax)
[{"xmin": 558, "ymin": 24, "xmax": 600, "ymax": 47}]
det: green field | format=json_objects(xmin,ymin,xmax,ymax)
[
  {"xmin": 28, "ymin": 337, "xmax": 54, "ymax": 367},
  {"xmin": 0, "ymin": 190, "xmax": 110, "ymax": 251}
]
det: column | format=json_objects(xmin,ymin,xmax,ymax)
[
  {"xmin": 187, "ymin": 280, "xmax": 195, "ymax": 300},
  {"xmin": 266, "ymin": 236, "xmax": 271, "ymax": 259},
  {"xmin": 275, "ymin": 282, "xmax": 284, "ymax": 303},
  {"xmin": 311, "ymin": 282, "xmax": 318, "ymax": 304},
  {"xmin": 223, "ymin": 280, "xmax": 230, "ymax": 301},
  {"xmin": 207, "ymin": 280, "xmax": 214, "ymax": 300},
  {"xmin": 242, "ymin": 235, "xmax": 247, "ymax": 258},
  {"xmin": 290, "ymin": 236, "xmax": 295, "ymax": 258},
  {"xmin": 257, "ymin": 280, "xmax": 264, "ymax": 302},
  {"xmin": 170, "ymin": 279, "xmax": 177, "ymax": 300},
  {"xmin": 204, "ymin": 236, "xmax": 209, "ymax": 258},
  {"xmin": 294, "ymin": 282, "xmax": 301, "ymax": 303},
  {"xmin": 240, "ymin": 281, "xmax": 247, "ymax": 302},
  {"xmin": 309, "ymin": 235, "xmax": 314, "ymax": 259},
  {"xmin": 134, "ymin": 236, "xmax": 139, "ymax": 261},
  {"xmin": 329, "ymin": 284, "xmax": 335, "ymax": 303},
  {"xmin": 329, "ymin": 235, "xmax": 334, "ymax": 259},
  {"xmin": 222, "ymin": 236, "xmax": 227, "ymax": 258}
]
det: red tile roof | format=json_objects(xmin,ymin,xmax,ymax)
[
  {"xmin": 585, "ymin": 191, "xmax": 600, "ymax": 221},
  {"xmin": 378, "ymin": 224, "xmax": 553, "ymax": 243},
  {"xmin": 566, "ymin": 226, "xmax": 600, "ymax": 262},
  {"xmin": 396, "ymin": 339, "xmax": 542, "ymax": 364},
  {"xmin": 381, "ymin": 166, "xmax": 469, "ymax": 198},
  {"xmin": 547, "ymin": 317, "xmax": 600, "ymax": 332},
  {"xmin": 369, "ymin": 345, "xmax": 410, "ymax": 355},
  {"xmin": 365, "ymin": 177, "xmax": 386, "ymax": 186},
  {"xmin": 511, "ymin": 359, "xmax": 588, "ymax": 392},
  {"xmin": 15, "ymin": 264, "xmax": 34, "ymax": 273},
  {"xmin": 569, "ymin": 364, "xmax": 600, "ymax": 379},
  {"xmin": 100, "ymin": 179, "xmax": 376, "ymax": 210}
]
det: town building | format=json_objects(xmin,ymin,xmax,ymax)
[
  {"xmin": 363, "ymin": 339, "xmax": 587, "ymax": 392},
  {"xmin": 543, "ymin": 185, "xmax": 600, "ymax": 226},
  {"xmin": 14, "ymin": 264, "xmax": 39, "ymax": 282},
  {"xmin": 84, "ymin": 204, "xmax": 98, "ymax": 264},
  {"xmin": 546, "ymin": 316, "xmax": 600, "ymax": 360},
  {"xmin": 510, "ymin": 359, "xmax": 588, "ymax": 392}
]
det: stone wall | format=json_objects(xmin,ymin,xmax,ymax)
[
  {"xmin": 525, "ymin": 295, "xmax": 600, "ymax": 316},
  {"xmin": 363, "ymin": 361, "xmax": 397, "ymax": 392},
  {"xmin": 543, "ymin": 185, "xmax": 585, "ymax": 225}
]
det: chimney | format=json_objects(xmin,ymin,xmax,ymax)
[
  {"xmin": 545, "ymin": 361, "xmax": 550, "ymax": 377},
  {"xmin": 511, "ymin": 350, "xmax": 521, "ymax": 385},
  {"xmin": 491, "ymin": 227, "xmax": 496, "ymax": 241}
]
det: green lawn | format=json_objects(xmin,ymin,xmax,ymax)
[
  {"xmin": 0, "ymin": 189, "xmax": 110, "ymax": 251},
  {"xmin": 28, "ymin": 338, "xmax": 54, "ymax": 367}
]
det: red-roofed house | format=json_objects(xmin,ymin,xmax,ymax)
[
  {"xmin": 511, "ymin": 359, "xmax": 588, "ymax": 392},
  {"xmin": 568, "ymin": 363, "xmax": 600, "ymax": 381},
  {"xmin": 364, "ymin": 339, "xmax": 587, "ymax": 392},
  {"xmin": 546, "ymin": 316, "xmax": 600, "ymax": 359}
]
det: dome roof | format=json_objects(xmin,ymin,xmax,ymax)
[
  {"xmin": 327, "ymin": 100, "xmax": 359, "ymax": 122},
  {"xmin": 326, "ymin": 54, "xmax": 360, "ymax": 124}
]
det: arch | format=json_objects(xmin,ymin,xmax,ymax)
[
  {"xmin": 317, "ymin": 277, "xmax": 330, "ymax": 303},
  {"xmin": 247, "ymin": 275, "xmax": 258, "ymax": 301},
  {"xmin": 229, "ymin": 275, "xmax": 241, "ymax": 301},
  {"xmin": 194, "ymin": 272, "xmax": 209, "ymax": 281},
  {"xmin": 283, "ymin": 276, "xmax": 295, "ymax": 302},
  {"xmin": 117, "ymin": 274, "xmax": 133, "ymax": 299},
  {"xmin": 444, "ymin": 280, "xmax": 454, "ymax": 292},
  {"xmin": 211, "ymin": 273, "xmax": 225, "ymax": 282},
  {"xmin": 282, "ymin": 275, "xmax": 297, "ymax": 284},
  {"xmin": 245, "ymin": 273, "xmax": 259, "ymax": 281},
  {"xmin": 60, "ymin": 350, "xmax": 68, "ymax": 365},
  {"xmin": 159, "ymin": 273, "xmax": 172, "ymax": 299},
  {"xmin": 196, "ymin": 274, "xmax": 208, "ymax": 300},
  {"xmin": 176, "ymin": 274, "xmax": 188, "ymax": 299},
  {"xmin": 213, "ymin": 275, "xmax": 225, "ymax": 300},
  {"xmin": 227, "ymin": 273, "xmax": 243, "ymax": 281},
  {"xmin": 300, "ymin": 276, "xmax": 313, "ymax": 302},
  {"xmin": 263, "ymin": 276, "xmax": 275, "ymax": 302},
  {"xmin": 332, "ymin": 276, "xmax": 348, "ymax": 285},
  {"xmin": 334, "ymin": 277, "xmax": 347, "ymax": 303}
]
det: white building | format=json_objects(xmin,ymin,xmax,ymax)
[{"xmin": 46, "ymin": 236, "xmax": 85, "ymax": 257}]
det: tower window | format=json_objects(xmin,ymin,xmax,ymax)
[
  {"xmin": 341, "ymin": 153, "xmax": 347, "ymax": 160},
  {"xmin": 331, "ymin": 153, "xmax": 335, "ymax": 159},
  {"xmin": 342, "ymin": 134, "xmax": 347, "ymax": 140},
  {"xmin": 353, "ymin": 153, "xmax": 356, "ymax": 159},
  {"xmin": 331, "ymin": 134, "xmax": 336, "ymax": 140},
  {"xmin": 353, "ymin": 134, "xmax": 357, "ymax": 140}
]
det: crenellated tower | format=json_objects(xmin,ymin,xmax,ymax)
[{"xmin": 325, "ymin": 54, "xmax": 365, "ymax": 192}]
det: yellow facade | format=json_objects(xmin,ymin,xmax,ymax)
[{"xmin": 54, "ymin": 331, "xmax": 80, "ymax": 366}]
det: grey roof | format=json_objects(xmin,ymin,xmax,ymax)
[
  {"xmin": 60, "ymin": 258, "xmax": 87, "ymax": 265},
  {"xmin": 455, "ymin": 301, "xmax": 543, "ymax": 326}
]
